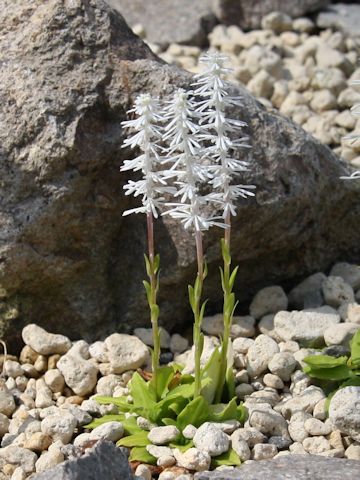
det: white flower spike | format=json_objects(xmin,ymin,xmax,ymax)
[
  {"xmin": 192, "ymin": 51, "xmax": 255, "ymax": 218},
  {"xmin": 162, "ymin": 88, "xmax": 225, "ymax": 231},
  {"xmin": 120, "ymin": 93, "xmax": 173, "ymax": 217}
]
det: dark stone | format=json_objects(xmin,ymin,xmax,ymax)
[
  {"xmin": 32, "ymin": 440, "xmax": 133, "ymax": 480},
  {"xmin": 268, "ymin": 435, "xmax": 292, "ymax": 450},
  {"xmin": 160, "ymin": 352, "xmax": 174, "ymax": 364},
  {"xmin": 194, "ymin": 455, "xmax": 360, "ymax": 480},
  {"xmin": 0, "ymin": 0, "xmax": 359, "ymax": 350},
  {"xmin": 323, "ymin": 345, "xmax": 351, "ymax": 357}
]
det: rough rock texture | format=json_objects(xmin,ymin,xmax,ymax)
[
  {"xmin": 0, "ymin": 0, "xmax": 359, "ymax": 348},
  {"xmin": 214, "ymin": 0, "xmax": 331, "ymax": 30},
  {"xmin": 194, "ymin": 455, "xmax": 360, "ymax": 479},
  {"xmin": 104, "ymin": 0, "xmax": 216, "ymax": 47},
  {"xmin": 316, "ymin": 4, "xmax": 360, "ymax": 38},
  {"xmin": 32, "ymin": 440, "xmax": 133, "ymax": 480}
]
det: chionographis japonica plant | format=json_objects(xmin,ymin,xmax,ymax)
[{"xmin": 86, "ymin": 52, "xmax": 253, "ymax": 466}]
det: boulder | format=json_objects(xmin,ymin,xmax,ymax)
[
  {"xmin": 104, "ymin": 0, "xmax": 216, "ymax": 47},
  {"xmin": 32, "ymin": 440, "xmax": 133, "ymax": 480},
  {"xmin": 214, "ymin": 1, "xmax": 331, "ymax": 30},
  {"xmin": 0, "ymin": 0, "xmax": 359, "ymax": 348},
  {"xmin": 194, "ymin": 454, "xmax": 360, "ymax": 479}
]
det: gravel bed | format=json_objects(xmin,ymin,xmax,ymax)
[{"xmin": 0, "ymin": 262, "xmax": 359, "ymax": 479}]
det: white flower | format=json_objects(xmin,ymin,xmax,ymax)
[
  {"xmin": 120, "ymin": 93, "xmax": 173, "ymax": 217},
  {"xmin": 192, "ymin": 51, "xmax": 255, "ymax": 217},
  {"xmin": 162, "ymin": 88, "xmax": 225, "ymax": 231}
]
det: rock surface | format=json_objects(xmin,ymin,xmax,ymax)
[
  {"xmin": 32, "ymin": 440, "xmax": 133, "ymax": 479},
  {"xmin": 194, "ymin": 455, "xmax": 360, "ymax": 479},
  {"xmin": 316, "ymin": 4, "xmax": 360, "ymax": 38},
  {"xmin": 0, "ymin": 0, "xmax": 359, "ymax": 347}
]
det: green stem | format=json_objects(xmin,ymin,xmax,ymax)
[
  {"xmin": 193, "ymin": 229, "xmax": 205, "ymax": 398},
  {"xmin": 146, "ymin": 212, "xmax": 160, "ymax": 400},
  {"xmin": 215, "ymin": 212, "xmax": 232, "ymax": 403}
]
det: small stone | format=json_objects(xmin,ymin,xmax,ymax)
[
  {"xmin": 146, "ymin": 445, "xmax": 173, "ymax": 459},
  {"xmin": 3, "ymin": 361, "xmax": 24, "ymax": 379},
  {"xmin": 329, "ymin": 430, "xmax": 344, "ymax": 451},
  {"xmin": 23, "ymin": 432, "xmax": 52, "ymax": 452},
  {"xmin": 292, "ymin": 17, "xmax": 315, "ymax": 34},
  {"xmin": 252, "ymin": 443, "xmax": 278, "ymax": 460},
  {"xmin": 246, "ymin": 334, "xmax": 279, "ymax": 377},
  {"xmin": 57, "ymin": 353, "xmax": 98, "ymax": 396},
  {"xmin": 169, "ymin": 334, "xmax": 189, "ymax": 354},
  {"xmin": 268, "ymin": 352, "xmax": 297, "ymax": 381},
  {"xmin": 233, "ymin": 337, "xmax": 254, "ymax": 354},
  {"xmin": 95, "ymin": 374, "xmax": 123, "ymax": 397},
  {"xmin": 0, "ymin": 380, "xmax": 16, "ymax": 417},
  {"xmin": 48, "ymin": 355, "xmax": 61, "ymax": 370},
  {"xmin": 88, "ymin": 341, "xmax": 109, "ymax": 362},
  {"xmin": 11, "ymin": 467, "xmax": 26, "ymax": 480},
  {"xmin": 274, "ymin": 310, "xmax": 340, "ymax": 347},
  {"xmin": 35, "ymin": 378, "xmax": 54, "ymax": 408},
  {"xmin": 34, "ymin": 356, "xmax": 48, "ymax": 373},
  {"xmin": 263, "ymin": 373, "xmax": 284, "ymax": 390},
  {"xmin": 229, "ymin": 427, "xmax": 266, "ymax": 448},
  {"xmin": 19, "ymin": 346, "xmax": 39, "ymax": 365},
  {"xmin": 231, "ymin": 316, "xmax": 256, "ymax": 338},
  {"xmin": 249, "ymin": 286, "xmax": 288, "ymax": 319},
  {"xmin": 41, "ymin": 412, "xmax": 77, "ymax": 444},
  {"xmin": 173, "ymin": 448, "xmax": 211, "ymax": 471},
  {"xmin": 313, "ymin": 398, "xmax": 327, "ymax": 420},
  {"xmin": 235, "ymin": 370, "xmax": 249, "ymax": 384},
  {"xmin": 310, "ymin": 90, "xmax": 337, "ymax": 112},
  {"xmin": 135, "ymin": 464, "xmax": 152, "ymax": 480},
  {"xmin": 329, "ymin": 386, "xmax": 360, "ymax": 441},
  {"xmin": 0, "ymin": 446, "xmax": 37, "ymax": 473},
  {"xmin": 89, "ymin": 421, "xmax": 124, "ymax": 442},
  {"xmin": 324, "ymin": 323, "xmax": 359, "ymax": 346},
  {"xmin": 247, "ymin": 70, "xmax": 274, "ymax": 99},
  {"xmin": 193, "ymin": 423, "xmax": 230, "ymax": 457},
  {"xmin": 235, "ymin": 383, "xmax": 254, "ymax": 400},
  {"xmin": 157, "ymin": 455, "xmax": 176, "ymax": 467},
  {"xmin": 0, "ymin": 412, "xmax": 10, "ymax": 437},
  {"xmin": 330, "ymin": 263, "xmax": 360, "ymax": 290},
  {"xmin": 288, "ymin": 273, "xmax": 326, "ymax": 309},
  {"xmin": 340, "ymin": 303, "xmax": 360, "ymax": 325},
  {"xmin": 345, "ymin": 444, "xmax": 360, "ymax": 460},
  {"xmin": 268, "ymin": 436, "xmax": 292, "ymax": 450},
  {"xmin": 73, "ymin": 432, "xmax": 91, "ymax": 448},
  {"xmin": 261, "ymin": 11, "xmax": 292, "ymax": 33},
  {"xmin": 134, "ymin": 327, "xmax": 170, "ymax": 349},
  {"xmin": 148, "ymin": 426, "xmax": 180, "ymax": 445},
  {"xmin": 230, "ymin": 433, "xmax": 250, "ymax": 461},
  {"xmin": 322, "ymin": 276, "xmax": 355, "ymax": 307},
  {"xmin": 35, "ymin": 448, "xmax": 64, "ymax": 473},
  {"xmin": 302, "ymin": 436, "xmax": 331, "ymax": 454},
  {"xmin": 22, "ymin": 324, "xmax": 71, "ymax": 355},
  {"xmin": 182, "ymin": 424, "xmax": 197, "ymax": 439},
  {"xmin": 289, "ymin": 442, "xmax": 307, "ymax": 455},
  {"xmin": 281, "ymin": 386, "xmax": 325, "ymax": 417},
  {"xmin": 105, "ymin": 333, "xmax": 149, "ymax": 374},
  {"xmin": 44, "ymin": 369, "xmax": 65, "ymax": 394},
  {"xmin": 248, "ymin": 404, "xmax": 289, "ymax": 438},
  {"xmin": 304, "ymin": 418, "xmax": 332, "ymax": 436}
]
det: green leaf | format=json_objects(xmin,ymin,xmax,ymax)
[
  {"xmin": 94, "ymin": 395, "xmax": 131, "ymax": 410},
  {"xmin": 117, "ymin": 431, "xmax": 151, "ymax": 447},
  {"xmin": 199, "ymin": 300, "xmax": 208, "ymax": 323},
  {"xmin": 169, "ymin": 440, "xmax": 194, "ymax": 452},
  {"xmin": 188, "ymin": 285, "xmax": 195, "ymax": 312},
  {"xmin": 177, "ymin": 396, "xmax": 211, "ymax": 431},
  {"xmin": 130, "ymin": 372, "xmax": 156, "ymax": 410},
  {"xmin": 129, "ymin": 446, "xmax": 156, "ymax": 465},
  {"xmin": 121, "ymin": 416, "xmax": 143, "ymax": 435},
  {"xmin": 209, "ymin": 398, "xmax": 238, "ymax": 423},
  {"xmin": 211, "ymin": 448, "xmax": 241, "ymax": 467},
  {"xmin": 150, "ymin": 366, "xmax": 174, "ymax": 399},
  {"xmin": 225, "ymin": 365, "xmax": 236, "ymax": 400},
  {"xmin": 201, "ymin": 347, "xmax": 221, "ymax": 404},
  {"xmin": 220, "ymin": 267, "xmax": 226, "ymax": 292},
  {"xmin": 237, "ymin": 403, "xmax": 248, "ymax": 424},
  {"xmin": 203, "ymin": 260, "xmax": 208, "ymax": 279},
  {"xmin": 162, "ymin": 418, "xmax": 178, "ymax": 426},
  {"xmin": 303, "ymin": 364, "xmax": 351, "ymax": 380},
  {"xmin": 143, "ymin": 280, "xmax": 151, "ymax": 305},
  {"xmin": 229, "ymin": 266, "xmax": 239, "ymax": 290},
  {"xmin": 303, "ymin": 355, "xmax": 348, "ymax": 368},
  {"xmin": 154, "ymin": 253, "xmax": 160, "ymax": 274},
  {"xmin": 221, "ymin": 238, "xmax": 231, "ymax": 266},
  {"xmin": 150, "ymin": 303, "xmax": 159, "ymax": 320},
  {"xmin": 350, "ymin": 329, "xmax": 360, "ymax": 366},
  {"xmin": 144, "ymin": 254, "xmax": 151, "ymax": 277},
  {"xmin": 85, "ymin": 414, "xmax": 125, "ymax": 430}
]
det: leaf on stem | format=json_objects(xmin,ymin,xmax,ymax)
[
  {"xmin": 350, "ymin": 329, "xmax": 360, "ymax": 366},
  {"xmin": 129, "ymin": 446, "xmax": 156, "ymax": 465},
  {"xmin": 221, "ymin": 238, "xmax": 231, "ymax": 266},
  {"xmin": 118, "ymin": 431, "xmax": 151, "ymax": 447},
  {"xmin": 211, "ymin": 448, "xmax": 241, "ymax": 467},
  {"xmin": 229, "ymin": 266, "xmax": 239, "ymax": 290},
  {"xmin": 144, "ymin": 254, "xmax": 152, "ymax": 277}
]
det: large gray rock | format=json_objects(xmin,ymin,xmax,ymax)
[
  {"xmin": 194, "ymin": 455, "xmax": 360, "ymax": 479},
  {"xmin": 0, "ymin": 0, "xmax": 359, "ymax": 349},
  {"xmin": 317, "ymin": 4, "xmax": 360, "ymax": 38},
  {"xmin": 214, "ymin": 0, "xmax": 331, "ymax": 30},
  {"xmin": 32, "ymin": 440, "xmax": 133, "ymax": 479},
  {"xmin": 104, "ymin": 0, "xmax": 216, "ymax": 46}
]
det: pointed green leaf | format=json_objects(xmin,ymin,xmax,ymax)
[
  {"xmin": 169, "ymin": 440, "xmax": 194, "ymax": 452},
  {"xmin": 211, "ymin": 448, "xmax": 241, "ymax": 467},
  {"xmin": 143, "ymin": 280, "xmax": 151, "ymax": 305},
  {"xmin": 177, "ymin": 396, "xmax": 211, "ymax": 431},
  {"xmin": 188, "ymin": 285, "xmax": 195, "ymax": 312},
  {"xmin": 229, "ymin": 266, "xmax": 239, "ymax": 290},
  {"xmin": 221, "ymin": 239, "xmax": 231, "ymax": 266},
  {"xmin": 144, "ymin": 254, "xmax": 151, "ymax": 277},
  {"xmin": 203, "ymin": 260, "xmax": 208, "ymax": 279},
  {"xmin": 199, "ymin": 300, "xmax": 208, "ymax": 322},
  {"xmin": 121, "ymin": 416, "xmax": 143, "ymax": 435},
  {"xmin": 150, "ymin": 303, "xmax": 159, "ymax": 320},
  {"xmin": 219, "ymin": 267, "xmax": 226, "ymax": 292},
  {"xmin": 303, "ymin": 364, "xmax": 351, "ymax": 380},
  {"xmin": 350, "ymin": 329, "xmax": 360, "ymax": 366},
  {"xmin": 162, "ymin": 418, "xmax": 178, "ymax": 426},
  {"xmin": 130, "ymin": 372, "xmax": 156, "ymax": 409},
  {"xmin": 150, "ymin": 366, "xmax": 174, "ymax": 399},
  {"xmin": 237, "ymin": 403, "xmax": 248, "ymax": 425},
  {"xmin": 209, "ymin": 398, "xmax": 238, "ymax": 423},
  {"xmin": 225, "ymin": 365, "xmax": 236, "ymax": 400},
  {"xmin": 117, "ymin": 431, "xmax": 151, "ymax": 447},
  {"xmin": 85, "ymin": 414, "xmax": 125, "ymax": 430},
  {"xmin": 201, "ymin": 347, "xmax": 222, "ymax": 404},
  {"xmin": 154, "ymin": 253, "xmax": 160, "ymax": 274},
  {"xmin": 303, "ymin": 355, "xmax": 348, "ymax": 368},
  {"xmin": 129, "ymin": 446, "xmax": 156, "ymax": 465}
]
